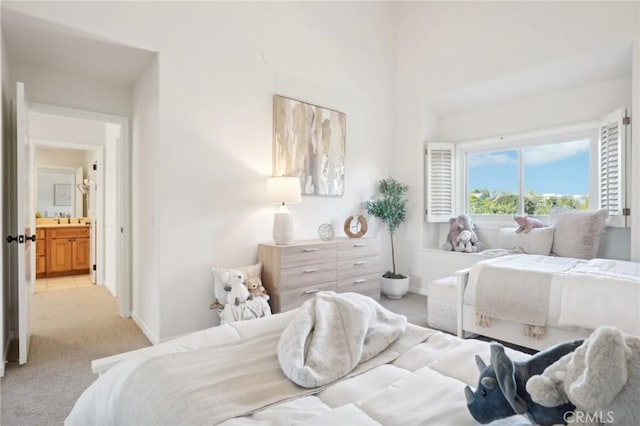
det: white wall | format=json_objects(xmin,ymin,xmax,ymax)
[
  {"xmin": 5, "ymin": 1, "xmax": 396, "ymax": 340},
  {"xmin": 394, "ymin": 2, "xmax": 639, "ymax": 290},
  {"xmin": 0, "ymin": 27, "xmax": 9, "ymax": 377},
  {"xmin": 30, "ymin": 112, "xmax": 107, "ymax": 145},
  {"xmin": 103, "ymin": 123, "xmax": 118, "ymax": 297},
  {"xmin": 132, "ymin": 56, "xmax": 160, "ymax": 342},
  {"xmin": 11, "ymin": 62, "xmax": 131, "ymax": 117}
]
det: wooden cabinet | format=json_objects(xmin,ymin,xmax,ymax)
[
  {"xmin": 40, "ymin": 226, "xmax": 91, "ymax": 278},
  {"xmin": 35, "ymin": 228, "xmax": 47, "ymax": 278},
  {"xmin": 258, "ymin": 238, "xmax": 380, "ymax": 313}
]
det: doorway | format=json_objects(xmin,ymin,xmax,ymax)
[{"xmin": 28, "ymin": 103, "xmax": 131, "ymax": 317}]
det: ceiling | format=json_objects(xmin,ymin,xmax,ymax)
[
  {"xmin": 1, "ymin": 9, "xmax": 155, "ymax": 86},
  {"xmin": 427, "ymin": 41, "xmax": 633, "ymax": 118}
]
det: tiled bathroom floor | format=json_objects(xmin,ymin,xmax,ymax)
[{"xmin": 35, "ymin": 274, "xmax": 93, "ymax": 292}]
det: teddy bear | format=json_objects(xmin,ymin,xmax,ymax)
[
  {"xmin": 455, "ymin": 230, "xmax": 478, "ymax": 253},
  {"xmin": 222, "ymin": 270, "xmax": 253, "ymax": 306},
  {"xmin": 514, "ymin": 215, "xmax": 545, "ymax": 233},
  {"xmin": 245, "ymin": 276, "xmax": 269, "ymax": 301},
  {"xmin": 526, "ymin": 326, "xmax": 640, "ymax": 426},
  {"xmin": 443, "ymin": 214, "xmax": 482, "ymax": 252}
]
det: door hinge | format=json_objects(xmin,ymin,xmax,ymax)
[
  {"xmin": 623, "ymin": 116, "xmax": 631, "ymax": 125},
  {"xmin": 623, "ymin": 207, "xmax": 631, "ymax": 216},
  {"xmin": 92, "ymin": 163, "xmax": 97, "ymax": 171},
  {"xmin": 93, "ymin": 264, "xmax": 97, "ymax": 271}
]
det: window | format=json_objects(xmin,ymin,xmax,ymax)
[
  {"xmin": 467, "ymin": 149, "xmax": 519, "ymax": 215},
  {"xmin": 426, "ymin": 108, "xmax": 629, "ymax": 226},
  {"xmin": 466, "ymin": 140, "xmax": 591, "ymax": 216}
]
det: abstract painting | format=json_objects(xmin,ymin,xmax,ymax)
[{"xmin": 273, "ymin": 95, "xmax": 346, "ymax": 196}]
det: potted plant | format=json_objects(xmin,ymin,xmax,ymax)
[{"xmin": 364, "ymin": 177, "xmax": 410, "ymax": 299}]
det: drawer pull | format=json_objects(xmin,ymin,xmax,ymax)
[
  {"xmin": 354, "ymin": 261, "xmax": 367, "ymax": 266},
  {"xmin": 303, "ymin": 289, "xmax": 320, "ymax": 294},
  {"xmin": 302, "ymin": 248, "xmax": 319, "ymax": 252},
  {"xmin": 353, "ymin": 279, "xmax": 366, "ymax": 284},
  {"xmin": 303, "ymin": 268, "xmax": 319, "ymax": 273},
  {"xmin": 353, "ymin": 243, "xmax": 367, "ymax": 247}
]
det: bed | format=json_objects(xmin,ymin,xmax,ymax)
[
  {"xmin": 456, "ymin": 254, "xmax": 640, "ymax": 351},
  {"xmin": 66, "ymin": 292, "xmax": 535, "ymax": 426}
]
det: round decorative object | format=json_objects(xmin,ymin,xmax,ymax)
[
  {"xmin": 343, "ymin": 215, "xmax": 368, "ymax": 238},
  {"xmin": 317, "ymin": 223, "xmax": 335, "ymax": 241}
]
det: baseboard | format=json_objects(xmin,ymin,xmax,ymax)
[
  {"xmin": 1, "ymin": 330, "xmax": 14, "ymax": 377},
  {"xmin": 131, "ymin": 312, "xmax": 159, "ymax": 345},
  {"xmin": 410, "ymin": 282, "xmax": 428, "ymax": 296},
  {"xmin": 102, "ymin": 281, "xmax": 117, "ymax": 298}
]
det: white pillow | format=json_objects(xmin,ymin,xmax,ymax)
[
  {"xmin": 496, "ymin": 227, "xmax": 555, "ymax": 255},
  {"xmin": 546, "ymin": 207, "xmax": 608, "ymax": 259},
  {"xmin": 211, "ymin": 261, "xmax": 262, "ymax": 305}
]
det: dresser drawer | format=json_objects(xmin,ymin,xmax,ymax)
[
  {"xmin": 337, "ymin": 239, "xmax": 380, "ymax": 259},
  {"xmin": 280, "ymin": 262, "xmax": 336, "ymax": 290},
  {"xmin": 49, "ymin": 227, "xmax": 90, "ymax": 239},
  {"xmin": 338, "ymin": 256, "xmax": 380, "ymax": 279},
  {"xmin": 337, "ymin": 272, "xmax": 380, "ymax": 294},
  {"xmin": 280, "ymin": 281, "xmax": 337, "ymax": 311},
  {"xmin": 279, "ymin": 242, "xmax": 336, "ymax": 268}
]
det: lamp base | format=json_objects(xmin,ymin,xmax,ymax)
[{"xmin": 273, "ymin": 205, "xmax": 294, "ymax": 245}]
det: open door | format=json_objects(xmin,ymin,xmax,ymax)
[{"xmin": 14, "ymin": 82, "xmax": 34, "ymax": 365}]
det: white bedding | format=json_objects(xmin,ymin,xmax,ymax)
[
  {"xmin": 463, "ymin": 255, "xmax": 640, "ymax": 334},
  {"xmin": 66, "ymin": 309, "xmax": 534, "ymax": 426}
]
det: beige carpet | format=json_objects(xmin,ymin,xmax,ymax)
[
  {"xmin": 379, "ymin": 292, "xmax": 428, "ymax": 327},
  {"xmin": 0, "ymin": 286, "xmax": 150, "ymax": 426}
]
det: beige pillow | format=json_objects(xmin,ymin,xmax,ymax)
[
  {"xmin": 496, "ymin": 226, "xmax": 555, "ymax": 255},
  {"xmin": 211, "ymin": 261, "xmax": 262, "ymax": 305},
  {"xmin": 546, "ymin": 207, "xmax": 608, "ymax": 259}
]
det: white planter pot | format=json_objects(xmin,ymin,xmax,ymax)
[{"xmin": 380, "ymin": 276, "xmax": 410, "ymax": 299}]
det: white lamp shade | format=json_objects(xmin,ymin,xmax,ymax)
[{"xmin": 267, "ymin": 176, "xmax": 301, "ymax": 204}]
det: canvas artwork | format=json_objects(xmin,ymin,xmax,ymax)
[
  {"xmin": 54, "ymin": 183, "xmax": 72, "ymax": 206},
  {"xmin": 273, "ymin": 95, "xmax": 346, "ymax": 196}
]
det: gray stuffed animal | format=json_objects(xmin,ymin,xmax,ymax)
[
  {"xmin": 527, "ymin": 326, "xmax": 640, "ymax": 426},
  {"xmin": 465, "ymin": 340, "xmax": 583, "ymax": 425}
]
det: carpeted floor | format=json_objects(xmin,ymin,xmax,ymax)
[
  {"xmin": 0, "ymin": 286, "xmax": 150, "ymax": 426},
  {"xmin": 379, "ymin": 291, "xmax": 429, "ymax": 327}
]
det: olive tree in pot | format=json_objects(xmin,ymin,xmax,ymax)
[{"xmin": 364, "ymin": 178, "xmax": 410, "ymax": 299}]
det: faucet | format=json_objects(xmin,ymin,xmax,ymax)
[{"xmin": 67, "ymin": 216, "xmax": 71, "ymax": 224}]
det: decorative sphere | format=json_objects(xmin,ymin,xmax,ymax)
[{"xmin": 317, "ymin": 223, "xmax": 335, "ymax": 241}]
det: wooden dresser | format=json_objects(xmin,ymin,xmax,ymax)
[{"xmin": 258, "ymin": 238, "xmax": 381, "ymax": 313}]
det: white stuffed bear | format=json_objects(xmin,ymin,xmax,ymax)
[
  {"xmin": 526, "ymin": 326, "xmax": 640, "ymax": 425},
  {"xmin": 455, "ymin": 230, "xmax": 478, "ymax": 253},
  {"xmin": 221, "ymin": 270, "xmax": 252, "ymax": 306}
]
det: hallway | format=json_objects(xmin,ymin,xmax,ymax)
[{"xmin": 0, "ymin": 286, "xmax": 149, "ymax": 425}]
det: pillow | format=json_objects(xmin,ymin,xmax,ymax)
[
  {"xmin": 496, "ymin": 226, "xmax": 555, "ymax": 255},
  {"xmin": 546, "ymin": 206, "xmax": 608, "ymax": 259},
  {"xmin": 211, "ymin": 261, "xmax": 263, "ymax": 305}
]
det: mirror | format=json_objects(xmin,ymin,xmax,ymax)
[{"xmin": 37, "ymin": 166, "xmax": 83, "ymax": 218}]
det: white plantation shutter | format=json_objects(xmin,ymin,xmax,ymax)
[
  {"xmin": 426, "ymin": 143, "xmax": 455, "ymax": 222},
  {"xmin": 598, "ymin": 108, "xmax": 628, "ymax": 228}
]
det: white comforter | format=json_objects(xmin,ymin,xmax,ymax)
[
  {"xmin": 464, "ymin": 255, "xmax": 640, "ymax": 335},
  {"xmin": 66, "ymin": 309, "xmax": 533, "ymax": 426}
]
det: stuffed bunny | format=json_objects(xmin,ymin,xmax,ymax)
[{"xmin": 527, "ymin": 326, "xmax": 640, "ymax": 426}]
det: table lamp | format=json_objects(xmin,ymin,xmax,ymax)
[{"xmin": 267, "ymin": 176, "xmax": 302, "ymax": 244}]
